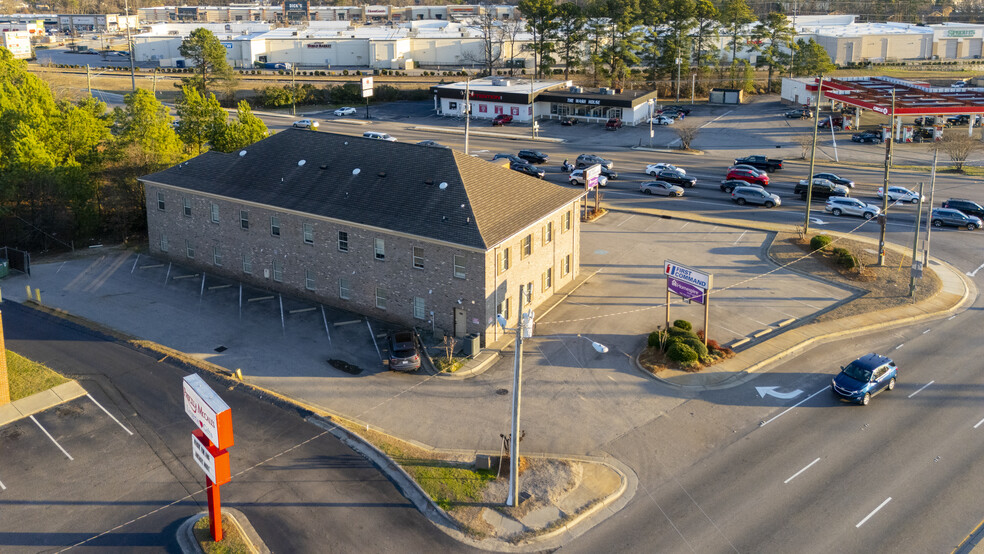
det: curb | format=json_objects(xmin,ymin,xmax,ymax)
[
  {"xmin": 405, "ymin": 124, "xmax": 566, "ymax": 143},
  {"xmin": 0, "ymin": 380, "xmax": 87, "ymax": 427},
  {"xmin": 177, "ymin": 507, "xmax": 270, "ymax": 554}
]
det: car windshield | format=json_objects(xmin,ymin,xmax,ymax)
[{"xmin": 842, "ymin": 362, "xmax": 873, "ymax": 382}]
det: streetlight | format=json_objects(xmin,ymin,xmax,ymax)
[{"xmin": 496, "ymin": 302, "xmax": 608, "ymax": 507}]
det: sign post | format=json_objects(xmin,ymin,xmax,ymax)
[
  {"xmin": 664, "ymin": 260, "xmax": 713, "ymax": 346},
  {"xmin": 361, "ymin": 76, "xmax": 374, "ymax": 119},
  {"xmin": 584, "ymin": 164, "xmax": 601, "ymax": 216},
  {"xmin": 183, "ymin": 374, "xmax": 233, "ymax": 542}
]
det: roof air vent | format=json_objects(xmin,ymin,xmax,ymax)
[
  {"xmin": 298, "ymin": 159, "xmax": 306, "ymax": 166},
  {"xmin": 439, "ymin": 182, "xmax": 448, "ymax": 189},
  {"xmin": 239, "ymin": 150, "xmax": 247, "ymax": 157},
  {"xmin": 353, "ymin": 168, "xmax": 361, "ymax": 175}
]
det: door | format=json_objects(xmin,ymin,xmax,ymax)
[{"xmin": 453, "ymin": 308, "xmax": 466, "ymax": 337}]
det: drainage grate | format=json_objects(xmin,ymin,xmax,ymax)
[
  {"xmin": 496, "ymin": 388, "xmax": 509, "ymax": 396},
  {"xmin": 214, "ymin": 346, "xmax": 228, "ymax": 353}
]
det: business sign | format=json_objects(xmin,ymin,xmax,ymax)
[
  {"xmin": 585, "ymin": 164, "xmax": 601, "ymax": 190},
  {"xmin": 565, "ymin": 97, "xmax": 602, "ymax": 105},
  {"xmin": 947, "ymin": 29, "xmax": 975, "ymax": 37},
  {"xmin": 183, "ymin": 374, "xmax": 234, "ymax": 450},
  {"xmin": 192, "ymin": 429, "xmax": 231, "ymax": 485},
  {"xmin": 664, "ymin": 260, "xmax": 712, "ymax": 289},
  {"xmin": 668, "ymin": 276, "xmax": 707, "ymax": 304},
  {"xmin": 361, "ymin": 76, "xmax": 374, "ymax": 98},
  {"xmin": 365, "ymin": 5, "xmax": 388, "ymax": 16}
]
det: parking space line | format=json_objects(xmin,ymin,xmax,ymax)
[
  {"xmin": 0, "ymin": 477, "xmax": 6, "ymax": 490},
  {"xmin": 86, "ymin": 394, "xmax": 133, "ymax": 435},
  {"xmin": 856, "ymin": 497, "xmax": 892, "ymax": 528},
  {"xmin": 30, "ymin": 415, "xmax": 74, "ymax": 461},
  {"xmin": 973, "ymin": 416, "xmax": 984, "ymax": 429},
  {"xmin": 908, "ymin": 380, "xmax": 934, "ymax": 398},
  {"xmin": 784, "ymin": 457, "xmax": 821, "ymax": 484},
  {"xmin": 733, "ymin": 230, "xmax": 747, "ymax": 245}
]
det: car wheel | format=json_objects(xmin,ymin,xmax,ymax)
[
  {"xmin": 765, "ymin": 201, "xmax": 775, "ymax": 208},
  {"xmin": 832, "ymin": 208, "xmax": 843, "ymax": 216},
  {"xmin": 642, "ymin": 189, "xmax": 653, "ymax": 195},
  {"xmin": 968, "ymin": 223, "xmax": 978, "ymax": 230},
  {"xmin": 648, "ymin": 171, "xmax": 657, "ymax": 177},
  {"xmin": 888, "ymin": 377, "xmax": 896, "ymax": 391},
  {"xmin": 910, "ymin": 198, "xmax": 919, "ymax": 204},
  {"xmin": 933, "ymin": 219, "xmax": 943, "ymax": 228},
  {"xmin": 724, "ymin": 186, "xmax": 734, "ymax": 193},
  {"xmin": 736, "ymin": 198, "xmax": 746, "ymax": 205},
  {"xmin": 861, "ymin": 393, "xmax": 870, "ymax": 406},
  {"xmin": 863, "ymin": 212, "xmax": 874, "ymax": 220},
  {"xmin": 570, "ymin": 180, "xmax": 579, "ymax": 186}
]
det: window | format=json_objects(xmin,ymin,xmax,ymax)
[
  {"xmin": 303, "ymin": 222, "xmax": 314, "ymax": 245},
  {"xmin": 449, "ymin": 101, "xmax": 458, "ymax": 110},
  {"xmin": 242, "ymin": 253, "xmax": 252, "ymax": 274},
  {"xmin": 543, "ymin": 221, "xmax": 553, "ymax": 245},
  {"xmin": 561, "ymin": 254, "xmax": 571, "ymax": 276},
  {"xmin": 183, "ymin": 198, "xmax": 191, "ymax": 217},
  {"xmin": 522, "ymin": 281, "xmax": 533, "ymax": 305},
  {"xmin": 521, "ymin": 234, "xmax": 532, "ymax": 259},
  {"xmin": 157, "ymin": 191, "xmax": 165, "ymax": 211},
  {"xmin": 453, "ymin": 255, "xmax": 466, "ymax": 279},
  {"xmin": 497, "ymin": 247, "xmax": 510, "ymax": 274},
  {"xmin": 212, "ymin": 246, "xmax": 222, "ymax": 266},
  {"xmin": 210, "ymin": 202, "xmax": 219, "ymax": 223},
  {"xmin": 240, "ymin": 210, "xmax": 249, "ymax": 230},
  {"xmin": 375, "ymin": 287, "xmax": 387, "ymax": 310},
  {"xmin": 542, "ymin": 268, "xmax": 552, "ymax": 291},
  {"xmin": 338, "ymin": 231, "xmax": 349, "ymax": 252},
  {"xmin": 496, "ymin": 297, "xmax": 511, "ymax": 321},
  {"xmin": 339, "ymin": 278, "xmax": 351, "ymax": 300},
  {"xmin": 305, "ymin": 269, "xmax": 316, "ymax": 290},
  {"xmin": 412, "ymin": 246, "xmax": 424, "ymax": 269},
  {"xmin": 413, "ymin": 297, "xmax": 425, "ymax": 320},
  {"xmin": 185, "ymin": 240, "xmax": 195, "ymax": 259},
  {"xmin": 374, "ymin": 238, "xmax": 385, "ymax": 260},
  {"xmin": 160, "ymin": 234, "xmax": 168, "ymax": 253},
  {"xmin": 270, "ymin": 216, "xmax": 281, "ymax": 237},
  {"xmin": 273, "ymin": 260, "xmax": 283, "ymax": 282},
  {"xmin": 562, "ymin": 211, "xmax": 571, "ymax": 232}
]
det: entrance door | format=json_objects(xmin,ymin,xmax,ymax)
[{"xmin": 453, "ymin": 308, "xmax": 467, "ymax": 337}]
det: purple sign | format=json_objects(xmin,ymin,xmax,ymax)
[{"xmin": 667, "ymin": 276, "xmax": 706, "ymax": 305}]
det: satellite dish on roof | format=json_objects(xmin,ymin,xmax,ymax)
[
  {"xmin": 239, "ymin": 150, "xmax": 247, "ymax": 157},
  {"xmin": 439, "ymin": 182, "xmax": 448, "ymax": 189},
  {"xmin": 298, "ymin": 160, "xmax": 306, "ymax": 166},
  {"xmin": 353, "ymin": 168, "xmax": 361, "ymax": 175}
]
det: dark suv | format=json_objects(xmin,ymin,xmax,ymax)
[
  {"xmin": 517, "ymin": 149, "xmax": 548, "ymax": 164},
  {"xmin": 851, "ymin": 131, "xmax": 882, "ymax": 144},
  {"xmin": 941, "ymin": 198, "xmax": 984, "ymax": 219},
  {"xmin": 653, "ymin": 169, "xmax": 697, "ymax": 188},
  {"xmin": 832, "ymin": 353, "xmax": 897, "ymax": 406},
  {"xmin": 387, "ymin": 330, "xmax": 421, "ymax": 371}
]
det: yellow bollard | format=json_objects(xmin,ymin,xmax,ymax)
[
  {"xmin": 25, "ymin": 285, "xmax": 31, "ymax": 300},
  {"xmin": 235, "ymin": 368, "xmax": 243, "ymax": 381},
  {"xmin": 34, "ymin": 288, "xmax": 41, "ymax": 304},
  {"xmin": 0, "ymin": 286, "xmax": 3, "ymax": 303}
]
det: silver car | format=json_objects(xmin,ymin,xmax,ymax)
[
  {"xmin": 569, "ymin": 169, "xmax": 608, "ymax": 187},
  {"xmin": 640, "ymin": 181, "xmax": 684, "ymax": 197},
  {"xmin": 732, "ymin": 186, "xmax": 780, "ymax": 208},
  {"xmin": 825, "ymin": 197, "xmax": 881, "ymax": 219}
]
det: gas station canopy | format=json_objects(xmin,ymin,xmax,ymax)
[{"xmin": 807, "ymin": 76, "xmax": 984, "ymax": 116}]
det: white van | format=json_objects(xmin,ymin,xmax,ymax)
[{"xmin": 362, "ymin": 131, "xmax": 397, "ymax": 142}]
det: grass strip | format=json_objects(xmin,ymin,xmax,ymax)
[
  {"xmin": 6, "ymin": 350, "xmax": 70, "ymax": 401},
  {"xmin": 193, "ymin": 515, "xmax": 251, "ymax": 554}
]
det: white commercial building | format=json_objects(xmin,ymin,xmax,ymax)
[
  {"xmin": 929, "ymin": 23, "xmax": 984, "ymax": 59},
  {"xmin": 57, "ymin": 13, "xmax": 139, "ymax": 33},
  {"xmin": 1, "ymin": 31, "xmax": 32, "ymax": 58}
]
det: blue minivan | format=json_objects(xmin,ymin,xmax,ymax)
[{"xmin": 832, "ymin": 353, "xmax": 898, "ymax": 406}]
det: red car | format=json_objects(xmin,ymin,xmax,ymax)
[
  {"xmin": 726, "ymin": 168, "xmax": 769, "ymax": 186},
  {"xmin": 492, "ymin": 114, "xmax": 513, "ymax": 126}
]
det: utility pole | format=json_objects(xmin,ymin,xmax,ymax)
[
  {"xmin": 803, "ymin": 74, "xmax": 824, "ymax": 234},
  {"xmin": 923, "ymin": 147, "xmax": 939, "ymax": 267},
  {"xmin": 86, "ymin": 64, "xmax": 91, "ymax": 96},
  {"xmin": 124, "ymin": 0, "xmax": 136, "ymax": 92},
  {"xmin": 153, "ymin": 68, "xmax": 158, "ymax": 94},
  {"xmin": 291, "ymin": 66, "xmax": 297, "ymax": 116},
  {"xmin": 530, "ymin": 77, "xmax": 536, "ymax": 140},
  {"xmin": 909, "ymin": 181, "xmax": 925, "ymax": 297},
  {"xmin": 463, "ymin": 78, "xmax": 471, "ymax": 155},
  {"xmin": 878, "ymin": 89, "xmax": 896, "ymax": 266},
  {"xmin": 691, "ymin": 73, "xmax": 696, "ymax": 105}
]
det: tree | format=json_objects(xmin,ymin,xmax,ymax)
[
  {"xmin": 464, "ymin": 10, "xmax": 504, "ymax": 75},
  {"xmin": 177, "ymin": 28, "xmax": 236, "ymax": 97},
  {"xmin": 935, "ymin": 132, "xmax": 981, "ymax": 171},
  {"xmin": 175, "ymin": 86, "xmax": 227, "ymax": 155},
  {"xmin": 719, "ymin": 0, "xmax": 756, "ymax": 88},
  {"xmin": 554, "ymin": 3, "xmax": 587, "ymax": 80},
  {"xmin": 638, "ymin": 0, "xmax": 666, "ymax": 87},
  {"xmin": 791, "ymin": 38, "xmax": 835, "ymax": 77},
  {"xmin": 753, "ymin": 12, "xmax": 796, "ymax": 93},
  {"xmin": 212, "ymin": 101, "xmax": 269, "ymax": 153},
  {"xmin": 673, "ymin": 122, "xmax": 701, "ymax": 150},
  {"xmin": 501, "ymin": 18, "xmax": 525, "ymax": 76},
  {"xmin": 518, "ymin": 0, "xmax": 557, "ymax": 79},
  {"xmin": 658, "ymin": 0, "xmax": 696, "ymax": 97},
  {"xmin": 692, "ymin": 0, "xmax": 719, "ymax": 92},
  {"xmin": 113, "ymin": 88, "xmax": 185, "ymax": 168},
  {"xmin": 591, "ymin": 0, "xmax": 642, "ymax": 89}
]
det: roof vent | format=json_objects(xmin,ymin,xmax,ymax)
[
  {"xmin": 320, "ymin": 164, "xmax": 328, "ymax": 170},
  {"xmin": 298, "ymin": 159, "xmax": 306, "ymax": 166},
  {"xmin": 239, "ymin": 150, "xmax": 247, "ymax": 157},
  {"xmin": 439, "ymin": 182, "xmax": 448, "ymax": 189},
  {"xmin": 424, "ymin": 179, "xmax": 434, "ymax": 185},
  {"xmin": 378, "ymin": 171, "xmax": 386, "ymax": 177},
  {"xmin": 353, "ymin": 168, "xmax": 361, "ymax": 175}
]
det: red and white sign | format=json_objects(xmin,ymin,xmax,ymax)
[
  {"xmin": 183, "ymin": 374, "xmax": 234, "ymax": 450},
  {"xmin": 192, "ymin": 429, "xmax": 231, "ymax": 485},
  {"xmin": 361, "ymin": 76, "xmax": 374, "ymax": 98}
]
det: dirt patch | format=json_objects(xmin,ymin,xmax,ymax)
[{"xmin": 768, "ymin": 232, "xmax": 942, "ymax": 323}]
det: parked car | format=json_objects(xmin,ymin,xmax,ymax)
[
  {"xmin": 517, "ymin": 149, "xmax": 549, "ymax": 164},
  {"xmin": 941, "ymin": 198, "xmax": 984, "ymax": 219},
  {"xmin": 914, "ymin": 116, "xmax": 951, "ymax": 127},
  {"xmin": 851, "ymin": 131, "xmax": 883, "ymax": 144},
  {"xmin": 647, "ymin": 163, "xmax": 685, "ymax": 176},
  {"xmin": 660, "ymin": 106, "xmax": 691, "ymax": 116},
  {"xmin": 877, "ymin": 186, "xmax": 925, "ymax": 204},
  {"xmin": 734, "ymin": 155, "xmax": 783, "ymax": 172},
  {"xmin": 720, "ymin": 179, "xmax": 762, "ymax": 193},
  {"xmin": 652, "ymin": 169, "xmax": 697, "ymax": 188},
  {"xmin": 784, "ymin": 108, "xmax": 812, "ymax": 119},
  {"xmin": 726, "ymin": 168, "xmax": 769, "ymax": 187},
  {"xmin": 598, "ymin": 166, "xmax": 618, "ymax": 180},
  {"xmin": 568, "ymin": 169, "xmax": 608, "ymax": 187},
  {"xmin": 831, "ymin": 353, "xmax": 897, "ymax": 406},
  {"xmin": 794, "ymin": 178, "xmax": 850, "ymax": 200},
  {"xmin": 605, "ymin": 117, "xmax": 623, "ymax": 131},
  {"xmin": 576, "ymin": 154, "xmax": 614, "ymax": 169},
  {"xmin": 951, "ymin": 81, "xmax": 969, "ymax": 88},
  {"xmin": 416, "ymin": 140, "xmax": 449, "ymax": 149},
  {"xmin": 947, "ymin": 115, "xmax": 968, "ymax": 126},
  {"xmin": 492, "ymin": 114, "xmax": 513, "ymax": 126},
  {"xmin": 492, "ymin": 153, "xmax": 525, "ymax": 164},
  {"xmin": 510, "ymin": 162, "xmax": 546, "ymax": 179},
  {"xmin": 334, "ymin": 107, "xmax": 357, "ymax": 116},
  {"xmin": 931, "ymin": 208, "xmax": 982, "ymax": 230},
  {"xmin": 386, "ymin": 330, "xmax": 421, "ymax": 372},
  {"xmin": 825, "ymin": 197, "xmax": 881, "ymax": 219},
  {"xmin": 651, "ymin": 115, "xmax": 675, "ymax": 125},
  {"xmin": 812, "ymin": 172, "xmax": 855, "ymax": 188},
  {"xmin": 640, "ymin": 181, "xmax": 684, "ymax": 197},
  {"xmin": 560, "ymin": 116, "xmax": 579, "ymax": 126},
  {"xmin": 817, "ymin": 115, "xmax": 845, "ymax": 129},
  {"xmin": 732, "ymin": 186, "xmax": 781, "ymax": 208},
  {"xmin": 292, "ymin": 119, "xmax": 319, "ymax": 129}
]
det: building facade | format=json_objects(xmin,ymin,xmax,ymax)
[{"xmin": 141, "ymin": 129, "xmax": 584, "ymax": 344}]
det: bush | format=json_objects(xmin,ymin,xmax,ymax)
[
  {"xmin": 667, "ymin": 342, "xmax": 699, "ymax": 364},
  {"xmin": 667, "ymin": 326, "xmax": 699, "ymax": 341},
  {"xmin": 673, "ymin": 319, "xmax": 692, "ymax": 331},
  {"xmin": 837, "ymin": 251, "xmax": 857, "ymax": 268},
  {"xmin": 682, "ymin": 338, "xmax": 710, "ymax": 361},
  {"xmin": 831, "ymin": 247, "xmax": 850, "ymax": 257},
  {"xmin": 648, "ymin": 331, "xmax": 661, "ymax": 348},
  {"xmin": 810, "ymin": 235, "xmax": 832, "ymax": 251}
]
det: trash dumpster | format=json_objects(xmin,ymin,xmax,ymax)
[{"xmin": 463, "ymin": 333, "xmax": 481, "ymax": 358}]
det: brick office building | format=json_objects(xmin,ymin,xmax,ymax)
[{"xmin": 140, "ymin": 129, "xmax": 585, "ymax": 344}]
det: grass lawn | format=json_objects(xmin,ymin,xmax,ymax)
[
  {"xmin": 193, "ymin": 515, "xmax": 252, "ymax": 554},
  {"xmin": 6, "ymin": 350, "xmax": 69, "ymax": 401}
]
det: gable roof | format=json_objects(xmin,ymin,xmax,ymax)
[{"xmin": 141, "ymin": 129, "xmax": 584, "ymax": 250}]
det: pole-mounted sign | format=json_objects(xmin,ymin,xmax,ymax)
[
  {"xmin": 664, "ymin": 260, "xmax": 713, "ymax": 346},
  {"xmin": 183, "ymin": 374, "xmax": 233, "ymax": 542}
]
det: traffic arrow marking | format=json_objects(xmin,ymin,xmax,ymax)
[
  {"xmin": 809, "ymin": 217, "xmax": 827, "ymax": 225},
  {"xmin": 756, "ymin": 386, "xmax": 804, "ymax": 400}
]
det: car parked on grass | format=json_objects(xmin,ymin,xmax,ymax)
[
  {"xmin": 931, "ymin": 208, "xmax": 982, "ymax": 230},
  {"xmin": 292, "ymin": 119, "xmax": 319, "ymax": 129},
  {"xmin": 812, "ymin": 172, "xmax": 855, "ymax": 188},
  {"xmin": 732, "ymin": 186, "xmax": 781, "ymax": 208},
  {"xmin": 831, "ymin": 353, "xmax": 897, "ymax": 406},
  {"xmin": 652, "ymin": 169, "xmax": 697, "ymax": 188},
  {"xmin": 640, "ymin": 181, "xmax": 684, "ymax": 196},
  {"xmin": 492, "ymin": 114, "xmax": 513, "ymax": 126},
  {"xmin": 576, "ymin": 154, "xmax": 614, "ymax": 169},
  {"xmin": 720, "ymin": 179, "xmax": 762, "ymax": 193},
  {"xmin": 492, "ymin": 153, "xmax": 525, "ymax": 164},
  {"xmin": 386, "ymin": 330, "xmax": 421, "ymax": 371},
  {"xmin": 941, "ymin": 198, "xmax": 984, "ymax": 219},
  {"xmin": 651, "ymin": 115, "xmax": 675, "ymax": 125},
  {"xmin": 726, "ymin": 168, "xmax": 769, "ymax": 187},
  {"xmin": 825, "ymin": 197, "xmax": 881, "ymax": 219},
  {"xmin": 877, "ymin": 186, "xmax": 925, "ymax": 204},
  {"xmin": 852, "ymin": 131, "xmax": 883, "ymax": 144},
  {"xmin": 568, "ymin": 169, "xmax": 608, "ymax": 187},
  {"xmin": 510, "ymin": 162, "xmax": 546, "ymax": 179},
  {"xmin": 334, "ymin": 107, "xmax": 357, "ymax": 116},
  {"xmin": 647, "ymin": 163, "xmax": 685, "ymax": 176}
]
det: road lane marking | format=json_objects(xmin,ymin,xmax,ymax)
[
  {"xmin": 784, "ymin": 457, "xmax": 821, "ymax": 484},
  {"xmin": 30, "ymin": 415, "xmax": 74, "ymax": 461},
  {"xmin": 86, "ymin": 394, "xmax": 133, "ymax": 436},
  {"xmin": 0, "ymin": 477, "xmax": 6, "ymax": 490},
  {"xmin": 922, "ymin": 329, "xmax": 931, "ymax": 334},
  {"xmin": 948, "ymin": 315, "xmax": 957, "ymax": 321},
  {"xmin": 974, "ymin": 417, "xmax": 984, "ymax": 429},
  {"xmin": 908, "ymin": 380, "xmax": 934, "ymax": 398},
  {"xmin": 616, "ymin": 215, "xmax": 635, "ymax": 227},
  {"xmin": 760, "ymin": 386, "xmax": 829, "ymax": 427},
  {"xmin": 895, "ymin": 344, "xmax": 904, "ymax": 350},
  {"xmin": 967, "ymin": 261, "xmax": 984, "ymax": 277},
  {"xmin": 856, "ymin": 497, "xmax": 892, "ymax": 528}
]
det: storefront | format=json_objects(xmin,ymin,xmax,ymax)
[{"xmin": 537, "ymin": 88, "xmax": 659, "ymax": 126}]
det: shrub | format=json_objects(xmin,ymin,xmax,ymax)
[
  {"xmin": 831, "ymin": 247, "xmax": 850, "ymax": 257},
  {"xmin": 648, "ymin": 331, "xmax": 661, "ymax": 348},
  {"xmin": 667, "ymin": 342, "xmax": 698, "ymax": 364},
  {"xmin": 666, "ymin": 326, "xmax": 699, "ymax": 341},
  {"xmin": 682, "ymin": 338, "xmax": 710, "ymax": 361},
  {"xmin": 673, "ymin": 319, "xmax": 692, "ymax": 331},
  {"xmin": 810, "ymin": 234, "xmax": 832, "ymax": 251},
  {"xmin": 837, "ymin": 251, "xmax": 857, "ymax": 268}
]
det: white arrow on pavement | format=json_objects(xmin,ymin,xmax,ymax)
[
  {"xmin": 809, "ymin": 217, "xmax": 827, "ymax": 225},
  {"xmin": 756, "ymin": 386, "xmax": 804, "ymax": 400}
]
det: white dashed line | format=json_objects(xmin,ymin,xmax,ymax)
[
  {"xmin": 0, "ymin": 477, "xmax": 6, "ymax": 490},
  {"xmin": 947, "ymin": 315, "xmax": 957, "ymax": 321},
  {"xmin": 908, "ymin": 380, "xmax": 935, "ymax": 398},
  {"xmin": 760, "ymin": 386, "xmax": 829, "ymax": 427},
  {"xmin": 922, "ymin": 329, "xmax": 931, "ymax": 334},
  {"xmin": 974, "ymin": 417, "xmax": 984, "ymax": 429},
  {"xmin": 616, "ymin": 215, "xmax": 635, "ymax": 227},
  {"xmin": 856, "ymin": 497, "xmax": 892, "ymax": 528},
  {"xmin": 87, "ymin": 394, "xmax": 133, "ymax": 436},
  {"xmin": 784, "ymin": 457, "xmax": 821, "ymax": 484},
  {"xmin": 30, "ymin": 415, "xmax": 74, "ymax": 461},
  {"xmin": 895, "ymin": 344, "xmax": 904, "ymax": 350}
]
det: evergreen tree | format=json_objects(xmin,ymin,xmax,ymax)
[
  {"xmin": 518, "ymin": 0, "xmax": 558, "ymax": 79},
  {"xmin": 175, "ymin": 86, "xmax": 228, "ymax": 155},
  {"xmin": 692, "ymin": 0, "xmax": 719, "ymax": 91},
  {"xmin": 792, "ymin": 38, "xmax": 835, "ymax": 76},
  {"xmin": 212, "ymin": 101, "xmax": 269, "ymax": 153},
  {"xmin": 178, "ymin": 28, "xmax": 237, "ymax": 97},
  {"xmin": 554, "ymin": 3, "xmax": 587, "ymax": 80},
  {"xmin": 590, "ymin": 0, "xmax": 642, "ymax": 89},
  {"xmin": 719, "ymin": 0, "xmax": 756, "ymax": 88},
  {"xmin": 754, "ymin": 12, "xmax": 796, "ymax": 93},
  {"xmin": 113, "ymin": 88, "xmax": 185, "ymax": 168}
]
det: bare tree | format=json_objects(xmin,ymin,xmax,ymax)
[
  {"xmin": 461, "ymin": 10, "xmax": 504, "ymax": 75},
  {"xmin": 501, "ymin": 18, "xmax": 524, "ymax": 75},
  {"xmin": 795, "ymin": 134, "xmax": 813, "ymax": 159},
  {"xmin": 935, "ymin": 132, "xmax": 981, "ymax": 171},
  {"xmin": 673, "ymin": 123, "xmax": 701, "ymax": 150}
]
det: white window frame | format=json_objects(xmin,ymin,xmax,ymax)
[
  {"xmin": 338, "ymin": 231, "xmax": 349, "ymax": 252},
  {"xmin": 271, "ymin": 215, "xmax": 281, "ymax": 237},
  {"xmin": 339, "ymin": 278, "xmax": 351, "ymax": 300},
  {"xmin": 303, "ymin": 222, "xmax": 314, "ymax": 245},
  {"xmin": 375, "ymin": 287, "xmax": 387, "ymax": 310},
  {"xmin": 160, "ymin": 234, "xmax": 168, "ymax": 252},
  {"xmin": 242, "ymin": 252, "xmax": 252, "ymax": 274},
  {"xmin": 210, "ymin": 202, "xmax": 219, "ymax": 224},
  {"xmin": 240, "ymin": 210, "xmax": 249, "ymax": 230},
  {"xmin": 498, "ymin": 247, "xmax": 510, "ymax": 274},
  {"xmin": 273, "ymin": 260, "xmax": 283, "ymax": 282},
  {"xmin": 543, "ymin": 221, "xmax": 553, "ymax": 244},
  {"xmin": 374, "ymin": 238, "xmax": 385, "ymax": 260},
  {"xmin": 543, "ymin": 267, "xmax": 552, "ymax": 291},
  {"xmin": 185, "ymin": 240, "xmax": 194, "ymax": 259},
  {"xmin": 212, "ymin": 246, "xmax": 222, "ymax": 266},
  {"xmin": 412, "ymin": 246, "xmax": 424, "ymax": 269},
  {"xmin": 521, "ymin": 234, "xmax": 532, "ymax": 259},
  {"xmin": 305, "ymin": 269, "xmax": 316, "ymax": 290},
  {"xmin": 453, "ymin": 254, "xmax": 466, "ymax": 279},
  {"xmin": 183, "ymin": 197, "xmax": 191, "ymax": 217},
  {"xmin": 157, "ymin": 191, "xmax": 165, "ymax": 211},
  {"xmin": 562, "ymin": 210, "xmax": 571, "ymax": 232},
  {"xmin": 413, "ymin": 296, "xmax": 425, "ymax": 319}
]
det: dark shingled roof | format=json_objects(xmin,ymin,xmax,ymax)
[{"xmin": 141, "ymin": 129, "xmax": 584, "ymax": 250}]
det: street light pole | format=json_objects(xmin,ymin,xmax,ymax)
[
  {"xmin": 909, "ymin": 181, "xmax": 925, "ymax": 297},
  {"xmin": 648, "ymin": 99, "xmax": 654, "ymax": 148},
  {"xmin": 923, "ymin": 147, "xmax": 939, "ymax": 267},
  {"xmin": 124, "ymin": 0, "xmax": 136, "ymax": 92},
  {"xmin": 878, "ymin": 88, "xmax": 897, "ymax": 266},
  {"xmin": 803, "ymin": 74, "xmax": 824, "ymax": 234},
  {"xmin": 464, "ymin": 78, "xmax": 471, "ymax": 155},
  {"xmin": 530, "ymin": 77, "xmax": 536, "ymax": 140}
]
